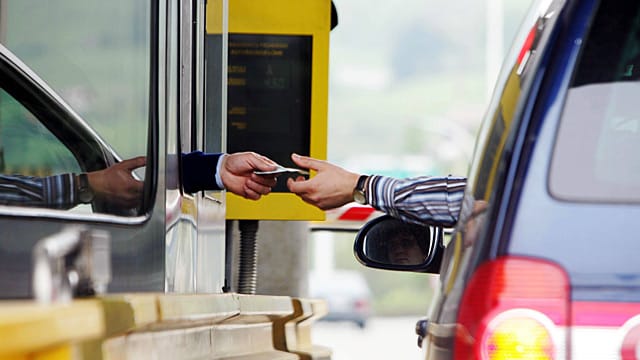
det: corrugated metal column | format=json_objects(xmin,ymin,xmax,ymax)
[{"xmin": 230, "ymin": 221, "xmax": 309, "ymax": 297}]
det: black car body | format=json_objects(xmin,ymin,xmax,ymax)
[{"xmin": 355, "ymin": 0, "xmax": 640, "ymax": 358}]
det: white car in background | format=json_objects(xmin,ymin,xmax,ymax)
[{"xmin": 309, "ymin": 270, "xmax": 372, "ymax": 329}]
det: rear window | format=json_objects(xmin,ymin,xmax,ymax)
[{"xmin": 549, "ymin": 2, "xmax": 640, "ymax": 202}]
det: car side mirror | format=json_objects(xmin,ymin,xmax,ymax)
[{"xmin": 353, "ymin": 215, "xmax": 444, "ymax": 273}]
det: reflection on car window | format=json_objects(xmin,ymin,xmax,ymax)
[
  {"xmin": 364, "ymin": 218, "xmax": 431, "ymax": 266},
  {"xmin": 1, "ymin": 1, "xmax": 152, "ymax": 216},
  {"xmin": 3, "ymin": 0, "xmax": 150, "ymax": 164},
  {"xmin": 0, "ymin": 87, "xmax": 95, "ymax": 213},
  {"xmin": 0, "ymin": 89, "xmax": 80, "ymax": 176},
  {"xmin": 550, "ymin": 2, "xmax": 640, "ymax": 202}
]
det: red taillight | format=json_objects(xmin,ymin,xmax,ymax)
[
  {"xmin": 354, "ymin": 299, "xmax": 370, "ymax": 312},
  {"xmin": 517, "ymin": 26, "xmax": 537, "ymax": 65},
  {"xmin": 482, "ymin": 309, "xmax": 555, "ymax": 359},
  {"xmin": 621, "ymin": 317, "xmax": 640, "ymax": 360},
  {"xmin": 454, "ymin": 257, "xmax": 570, "ymax": 360}
]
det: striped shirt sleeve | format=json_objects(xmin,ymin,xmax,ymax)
[
  {"xmin": 0, "ymin": 174, "xmax": 78, "ymax": 209},
  {"xmin": 365, "ymin": 175, "xmax": 467, "ymax": 227}
]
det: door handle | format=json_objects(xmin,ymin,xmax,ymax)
[
  {"xmin": 32, "ymin": 226, "xmax": 111, "ymax": 303},
  {"xmin": 415, "ymin": 318, "xmax": 429, "ymax": 348}
]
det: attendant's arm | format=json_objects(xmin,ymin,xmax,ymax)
[
  {"xmin": 182, "ymin": 151, "xmax": 278, "ymax": 200},
  {"xmin": 181, "ymin": 151, "xmax": 224, "ymax": 193}
]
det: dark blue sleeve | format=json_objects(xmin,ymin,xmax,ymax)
[{"xmin": 181, "ymin": 151, "xmax": 223, "ymax": 193}]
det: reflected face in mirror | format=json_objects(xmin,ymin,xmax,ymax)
[
  {"xmin": 364, "ymin": 218, "xmax": 430, "ymax": 266},
  {"xmin": 388, "ymin": 232, "xmax": 427, "ymax": 265}
]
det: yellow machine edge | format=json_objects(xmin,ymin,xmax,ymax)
[
  {"xmin": 0, "ymin": 294, "xmax": 330, "ymax": 360},
  {"xmin": 223, "ymin": 0, "xmax": 330, "ymax": 221}
]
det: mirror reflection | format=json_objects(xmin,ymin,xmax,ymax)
[{"xmin": 363, "ymin": 218, "xmax": 431, "ymax": 266}]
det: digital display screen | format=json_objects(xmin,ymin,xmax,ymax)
[{"xmin": 227, "ymin": 34, "xmax": 312, "ymax": 192}]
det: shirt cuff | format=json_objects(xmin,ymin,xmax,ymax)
[{"xmin": 215, "ymin": 153, "xmax": 227, "ymax": 189}]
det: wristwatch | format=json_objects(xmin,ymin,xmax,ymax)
[
  {"xmin": 352, "ymin": 175, "xmax": 369, "ymax": 205},
  {"xmin": 77, "ymin": 173, "xmax": 95, "ymax": 204}
]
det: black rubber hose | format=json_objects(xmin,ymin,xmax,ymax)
[{"xmin": 237, "ymin": 220, "xmax": 259, "ymax": 294}]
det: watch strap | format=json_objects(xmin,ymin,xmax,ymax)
[
  {"xmin": 353, "ymin": 175, "xmax": 369, "ymax": 204},
  {"xmin": 77, "ymin": 173, "xmax": 95, "ymax": 203},
  {"xmin": 355, "ymin": 174, "xmax": 368, "ymax": 192}
]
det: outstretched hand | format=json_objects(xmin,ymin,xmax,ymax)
[
  {"xmin": 220, "ymin": 152, "xmax": 278, "ymax": 200},
  {"xmin": 88, "ymin": 156, "xmax": 146, "ymax": 208},
  {"xmin": 286, "ymin": 153, "xmax": 360, "ymax": 210}
]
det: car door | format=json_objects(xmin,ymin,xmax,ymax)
[{"xmin": 422, "ymin": 0, "xmax": 568, "ymax": 358}]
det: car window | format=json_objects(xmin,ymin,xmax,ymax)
[{"xmin": 549, "ymin": 2, "xmax": 640, "ymax": 203}]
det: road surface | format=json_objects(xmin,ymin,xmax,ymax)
[{"xmin": 312, "ymin": 316, "xmax": 424, "ymax": 360}]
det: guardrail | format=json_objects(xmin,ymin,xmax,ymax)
[{"xmin": 0, "ymin": 293, "xmax": 331, "ymax": 360}]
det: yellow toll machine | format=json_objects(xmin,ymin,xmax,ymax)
[{"xmin": 223, "ymin": 0, "xmax": 332, "ymax": 221}]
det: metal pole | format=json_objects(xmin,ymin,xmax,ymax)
[{"xmin": 485, "ymin": 0, "xmax": 504, "ymax": 101}]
